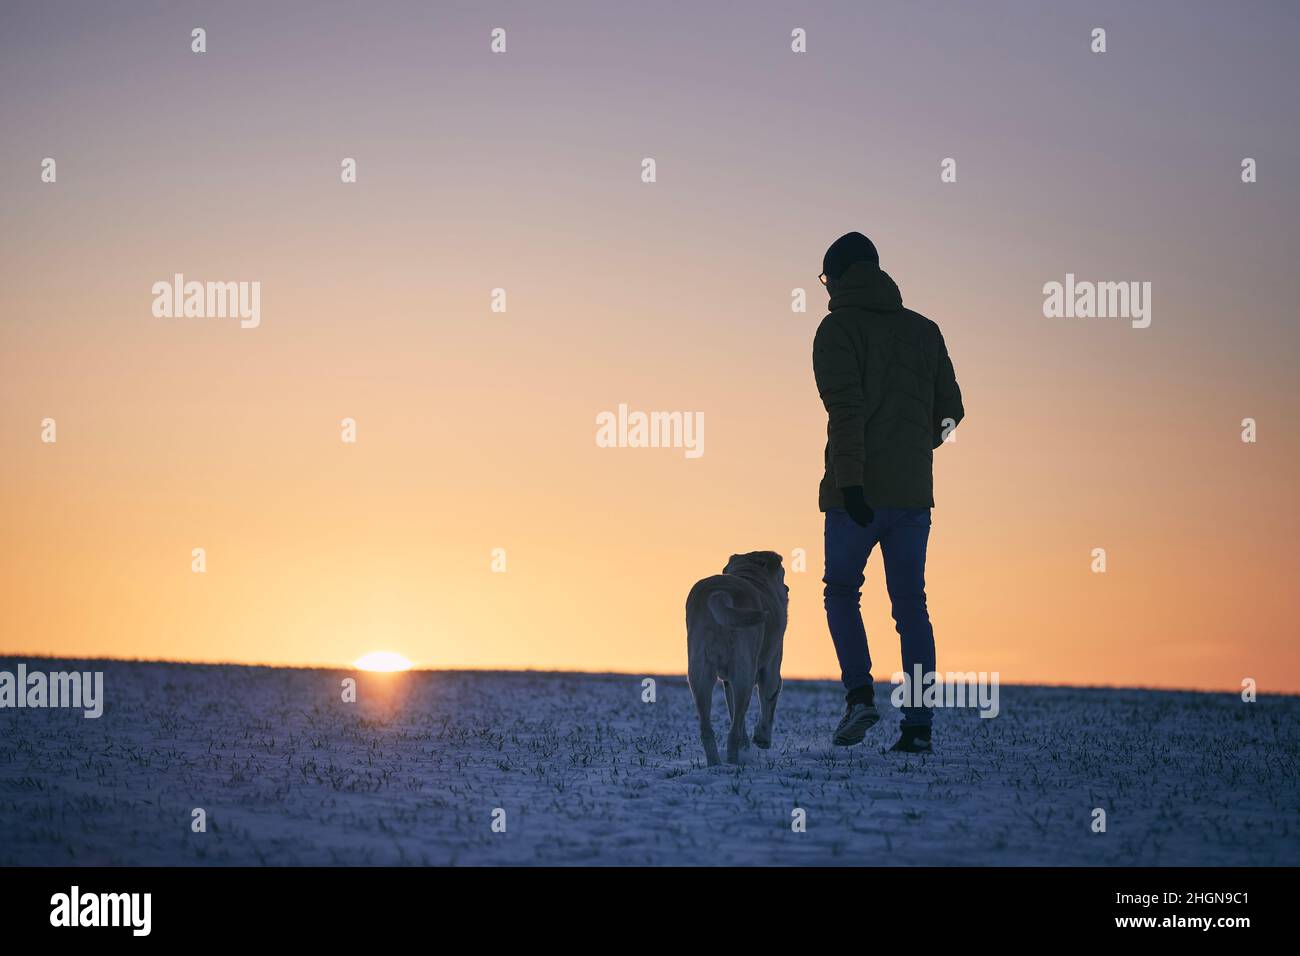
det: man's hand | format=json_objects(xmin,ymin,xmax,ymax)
[{"xmin": 841, "ymin": 486, "xmax": 875, "ymax": 528}]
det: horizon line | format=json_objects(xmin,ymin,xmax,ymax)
[{"xmin": 0, "ymin": 651, "xmax": 1289, "ymax": 698}]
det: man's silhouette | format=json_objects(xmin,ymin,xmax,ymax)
[{"xmin": 812, "ymin": 232, "xmax": 964, "ymax": 753}]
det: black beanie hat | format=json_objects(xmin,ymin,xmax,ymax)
[{"xmin": 822, "ymin": 232, "xmax": 879, "ymax": 279}]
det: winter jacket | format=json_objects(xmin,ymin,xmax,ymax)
[{"xmin": 813, "ymin": 261, "xmax": 964, "ymax": 510}]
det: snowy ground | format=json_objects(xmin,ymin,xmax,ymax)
[{"xmin": 1, "ymin": 659, "xmax": 1296, "ymax": 866}]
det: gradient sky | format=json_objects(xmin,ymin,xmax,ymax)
[{"xmin": 3, "ymin": 1, "xmax": 1298, "ymax": 692}]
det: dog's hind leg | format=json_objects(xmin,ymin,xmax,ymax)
[
  {"xmin": 688, "ymin": 666, "xmax": 721, "ymax": 767},
  {"xmin": 722, "ymin": 679, "xmax": 735, "ymax": 724},
  {"xmin": 725, "ymin": 680, "xmax": 754, "ymax": 764},
  {"xmin": 752, "ymin": 667, "xmax": 782, "ymax": 750},
  {"xmin": 725, "ymin": 645, "xmax": 759, "ymax": 764}
]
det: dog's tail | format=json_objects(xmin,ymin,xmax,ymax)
[{"xmin": 707, "ymin": 591, "xmax": 766, "ymax": 629}]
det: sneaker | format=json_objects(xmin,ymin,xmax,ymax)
[
  {"xmin": 889, "ymin": 725, "xmax": 933, "ymax": 754},
  {"xmin": 832, "ymin": 702, "xmax": 880, "ymax": 746}
]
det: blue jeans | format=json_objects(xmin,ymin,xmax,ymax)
[{"xmin": 824, "ymin": 506, "xmax": 936, "ymax": 728}]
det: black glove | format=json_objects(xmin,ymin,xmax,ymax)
[{"xmin": 841, "ymin": 485, "xmax": 875, "ymax": 528}]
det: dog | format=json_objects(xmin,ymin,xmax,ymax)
[{"xmin": 685, "ymin": 551, "xmax": 788, "ymax": 766}]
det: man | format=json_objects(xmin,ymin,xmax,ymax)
[{"xmin": 812, "ymin": 232, "xmax": 964, "ymax": 754}]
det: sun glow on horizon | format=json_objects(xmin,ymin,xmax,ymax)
[{"xmin": 353, "ymin": 651, "xmax": 413, "ymax": 672}]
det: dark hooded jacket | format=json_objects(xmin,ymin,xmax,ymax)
[{"xmin": 813, "ymin": 261, "xmax": 964, "ymax": 511}]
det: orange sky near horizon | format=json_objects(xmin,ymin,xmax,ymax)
[{"xmin": 2, "ymin": 1, "xmax": 1299, "ymax": 693}]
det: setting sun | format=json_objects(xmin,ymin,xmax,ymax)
[{"xmin": 353, "ymin": 651, "xmax": 413, "ymax": 672}]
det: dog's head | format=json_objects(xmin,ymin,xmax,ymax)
[{"xmin": 723, "ymin": 551, "xmax": 788, "ymax": 600}]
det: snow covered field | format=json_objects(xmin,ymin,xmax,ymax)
[{"xmin": 1, "ymin": 659, "xmax": 1296, "ymax": 866}]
